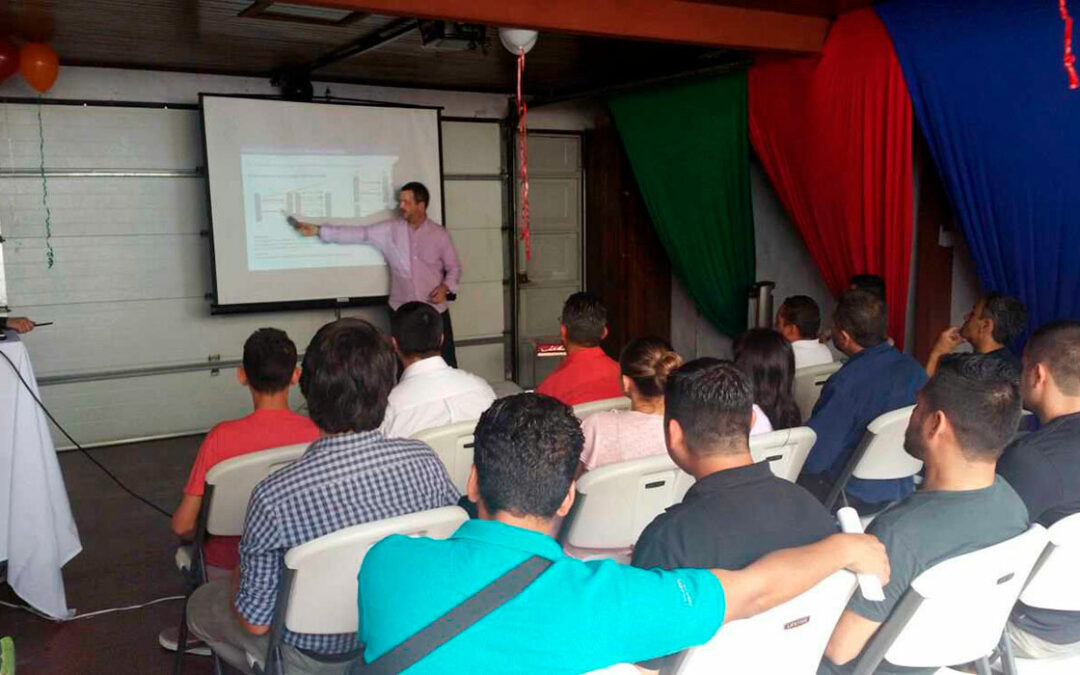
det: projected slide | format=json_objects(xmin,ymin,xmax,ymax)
[{"xmin": 241, "ymin": 154, "xmax": 397, "ymax": 272}]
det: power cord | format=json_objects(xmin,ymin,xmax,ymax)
[
  {"xmin": 0, "ymin": 595, "xmax": 184, "ymax": 622},
  {"xmin": 0, "ymin": 347, "xmax": 172, "ymax": 519}
]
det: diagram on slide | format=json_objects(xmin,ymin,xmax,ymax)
[{"xmin": 241, "ymin": 153, "xmax": 398, "ymax": 272}]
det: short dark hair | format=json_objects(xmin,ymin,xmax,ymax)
[
  {"xmin": 1025, "ymin": 320, "xmax": 1080, "ymax": 395},
  {"xmin": 734, "ymin": 329, "xmax": 801, "ymax": 430},
  {"xmin": 850, "ymin": 274, "xmax": 886, "ymax": 302},
  {"xmin": 982, "ymin": 293, "xmax": 1027, "ymax": 345},
  {"xmin": 242, "ymin": 328, "xmax": 299, "ymax": 394},
  {"xmin": 299, "ymin": 319, "xmax": 396, "ymax": 434},
  {"xmin": 921, "ymin": 354, "xmax": 1021, "ymax": 461},
  {"xmin": 834, "ymin": 289, "xmax": 888, "ymax": 348},
  {"xmin": 391, "ymin": 301, "xmax": 442, "ymax": 357},
  {"xmin": 779, "ymin": 295, "xmax": 822, "ymax": 339},
  {"xmin": 400, "ymin": 181, "xmax": 430, "ymax": 207},
  {"xmin": 664, "ymin": 358, "xmax": 753, "ymax": 455},
  {"xmin": 472, "ymin": 393, "xmax": 583, "ymax": 518},
  {"xmin": 560, "ymin": 292, "xmax": 608, "ymax": 347}
]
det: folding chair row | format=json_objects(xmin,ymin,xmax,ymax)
[
  {"xmin": 410, "ymin": 396, "xmax": 636, "ymax": 494},
  {"xmin": 200, "ymin": 477, "xmax": 1072, "ymax": 675},
  {"xmin": 559, "ymin": 427, "xmax": 817, "ymax": 554}
]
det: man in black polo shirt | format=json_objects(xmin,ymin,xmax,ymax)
[
  {"xmin": 926, "ymin": 293, "xmax": 1026, "ymax": 378},
  {"xmin": 998, "ymin": 320, "xmax": 1080, "ymax": 658},
  {"xmin": 632, "ymin": 358, "xmax": 836, "ymax": 571}
]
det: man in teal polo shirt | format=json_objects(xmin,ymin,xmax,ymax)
[{"xmin": 357, "ymin": 393, "xmax": 889, "ymax": 674}]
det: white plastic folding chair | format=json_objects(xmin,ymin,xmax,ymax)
[
  {"xmin": 824, "ymin": 406, "xmax": 923, "ymax": 512},
  {"xmin": 572, "ymin": 396, "xmax": 632, "ymax": 421},
  {"xmin": 667, "ymin": 570, "xmax": 857, "ymax": 675},
  {"xmin": 559, "ymin": 453, "xmax": 692, "ymax": 562},
  {"xmin": 750, "ymin": 427, "xmax": 817, "ymax": 483},
  {"xmin": 794, "ymin": 361, "xmax": 843, "ymax": 422},
  {"xmin": 848, "ymin": 525, "xmax": 1049, "ymax": 675},
  {"xmin": 411, "ymin": 419, "xmax": 479, "ymax": 494},
  {"xmin": 255, "ymin": 506, "xmax": 469, "ymax": 675},
  {"xmin": 1002, "ymin": 513, "xmax": 1080, "ymax": 675},
  {"xmin": 176, "ymin": 442, "xmax": 310, "ymax": 675}
]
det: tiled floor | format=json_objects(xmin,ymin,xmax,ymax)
[{"xmin": 1, "ymin": 435, "xmax": 238, "ymax": 674}]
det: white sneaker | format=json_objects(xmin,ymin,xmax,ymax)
[{"xmin": 158, "ymin": 626, "xmax": 212, "ymax": 657}]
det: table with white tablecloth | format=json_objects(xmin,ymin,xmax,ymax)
[{"xmin": 0, "ymin": 330, "xmax": 81, "ymax": 618}]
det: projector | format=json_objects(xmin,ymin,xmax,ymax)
[{"xmin": 418, "ymin": 21, "xmax": 487, "ymax": 51}]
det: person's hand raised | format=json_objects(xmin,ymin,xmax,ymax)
[
  {"xmin": 931, "ymin": 326, "xmax": 963, "ymax": 356},
  {"xmin": 287, "ymin": 215, "xmax": 319, "ymax": 237}
]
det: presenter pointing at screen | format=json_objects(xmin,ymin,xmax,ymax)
[{"xmin": 292, "ymin": 181, "xmax": 462, "ymax": 367}]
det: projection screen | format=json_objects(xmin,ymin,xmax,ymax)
[{"xmin": 201, "ymin": 95, "xmax": 443, "ymax": 309}]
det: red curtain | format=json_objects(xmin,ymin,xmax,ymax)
[{"xmin": 749, "ymin": 9, "xmax": 914, "ymax": 347}]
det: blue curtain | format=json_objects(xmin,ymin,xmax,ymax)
[{"xmin": 876, "ymin": 0, "xmax": 1080, "ymax": 337}]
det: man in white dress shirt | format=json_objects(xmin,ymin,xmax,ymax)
[
  {"xmin": 776, "ymin": 295, "xmax": 835, "ymax": 370},
  {"xmin": 381, "ymin": 301, "xmax": 497, "ymax": 439}
]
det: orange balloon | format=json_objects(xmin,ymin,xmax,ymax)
[{"xmin": 20, "ymin": 43, "xmax": 59, "ymax": 93}]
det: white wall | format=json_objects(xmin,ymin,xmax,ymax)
[
  {"xmin": 0, "ymin": 67, "xmax": 594, "ymax": 447},
  {"xmin": 672, "ymin": 160, "xmax": 928, "ymax": 360},
  {"xmin": 0, "ymin": 66, "xmax": 599, "ymax": 128}
]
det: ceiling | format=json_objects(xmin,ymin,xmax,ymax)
[{"xmin": 1, "ymin": 0, "xmax": 871, "ymax": 96}]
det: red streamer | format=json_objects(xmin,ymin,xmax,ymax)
[
  {"xmin": 1062, "ymin": 0, "xmax": 1080, "ymax": 89},
  {"xmin": 516, "ymin": 48, "xmax": 532, "ymax": 260}
]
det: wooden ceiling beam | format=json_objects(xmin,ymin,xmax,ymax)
[{"xmin": 299, "ymin": 0, "xmax": 831, "ymax": 52}]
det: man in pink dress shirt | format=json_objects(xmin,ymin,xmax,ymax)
[{"xmin": 292, "ymin": 182, "xmax": 462, "ymax": 366}]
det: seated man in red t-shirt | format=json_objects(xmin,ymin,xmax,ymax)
[
  {"xmin": 160, "ymin": 328, "xmax": 320, "ymax": 655},
  {"xmin": 536, "ymin": 292, "xmax": 623, "ymax": 406}
]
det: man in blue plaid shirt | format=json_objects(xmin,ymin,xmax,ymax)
[{"xmin": 186, "ymin": 318, "xmax": 460, "ymax": 674}]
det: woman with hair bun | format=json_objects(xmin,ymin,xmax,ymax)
[{"xmin": 578, "ymin": 336, "xmax": 683, "ymax": 474}]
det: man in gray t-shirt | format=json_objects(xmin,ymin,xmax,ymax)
[{"xmin": 820, "ymin": 355, "xmax": 1031, "ymax": 675}]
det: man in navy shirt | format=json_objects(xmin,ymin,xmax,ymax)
[{"xmin": 799, "ymin": 290, "xmax": 928, "ymax": 511}]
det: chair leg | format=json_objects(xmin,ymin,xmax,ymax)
[
  {"xmin": 998, "ymin": 631, "xmax": 1018, "ymax": 675},
  {"xmin": 975, "ymin": 656, "xmax": 993, "ymax": 675},
  {"xmin": 173, "ymin": 598, "xmax": 189, "ymax": 675}
]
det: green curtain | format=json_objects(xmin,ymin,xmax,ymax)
[{"xmin": 609, "ymin": 72, "xmax": 755, "ymax": 337}]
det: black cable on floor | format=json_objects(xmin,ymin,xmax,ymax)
[{"xmin": 0, "ymin": 347, "xmax": 172, "ymax": 519}]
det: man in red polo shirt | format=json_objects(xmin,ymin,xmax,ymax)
[
  {"xmin": 537, "ymin": 292, "xmax": 623, "ymax": 405},
  {"xmin": 159, "ymin": 328, "xmax": 320, "ymax": 655}
]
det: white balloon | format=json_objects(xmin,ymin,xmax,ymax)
[{"xmin": 498, "ymin": 28, "xmax": 539, "ymax": 55}]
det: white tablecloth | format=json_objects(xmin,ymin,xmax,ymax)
[{"xmin": 0, "ymin": 331, "xmax": 81, "ymax": 618}]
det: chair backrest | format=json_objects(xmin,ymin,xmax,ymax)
[
  {"xmin": 281, "ymin": 506, "xmax": 468, "ymax": 635},
  {"xmin": 853, "ymin": 526, "xmax": 1049, "ymax": 674},
  {"xmin": 560, "ymin": 453, "xmax": 692, "ymax": 550},
  {"xmin": 794, "ymin": 362, "xmax": 843, "ymax": 422},
  {"xmin": 749, "ymin": 427, "xmax": 817, "ymax": 483},
  {"xmin": 572, "ymin": 396, "xmax": 632, "ymax": 421},
  {"xmin": 1019, "ymin": 512, "xmax": 1080, "ymax": 611},
  {"xmin": 411, "ymin": 419, "xmax": 479, "ymax": 494},
  {"xmin": 670, "ymin": 570, "xmax": 857, "ymax": 675},
  {"xmin": 850, "ymin": 406, "xmax": 922, "ymax": 481},
  {"xmin": 203, "ymin": 442, "xmax": 310, "ymax": 536}
]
